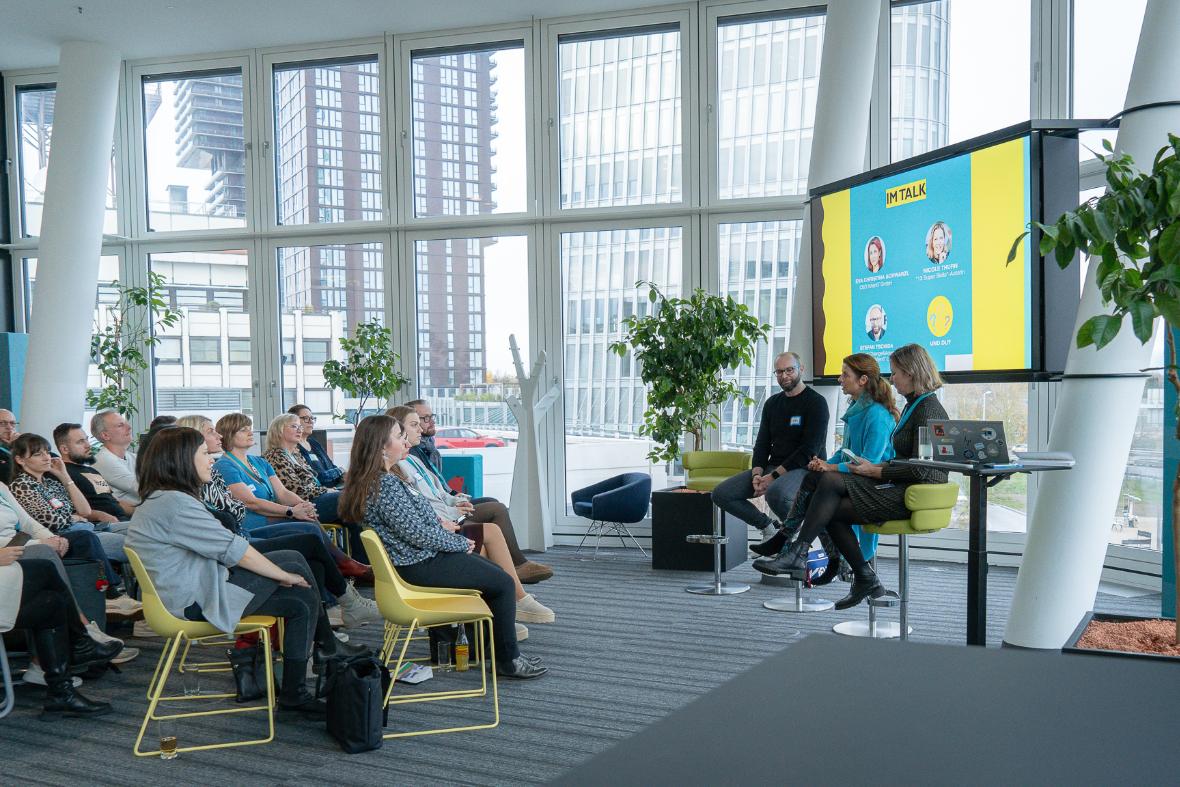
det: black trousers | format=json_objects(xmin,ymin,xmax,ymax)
[
  {"xmin": 185, "ymin": 550, "xmax": 331, "ymax": 666},
  {"xmin": 397, "ymin": 552, "xmax": 519, "ymax": 664},
  {"xmin": 250, "ymin": 532, "xmax": 346, "ymax": 602},
  {"xmin": 795, "ymin": 471, "xmax": 868, "ymax": 569},
  {"xmin": 14, "ymin": 559, "xmax": 83, "ymax": 637}
]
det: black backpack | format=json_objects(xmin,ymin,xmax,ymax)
[{"xmin": 324, "ymin": 654, "xmax": 391, "ymax": 754}]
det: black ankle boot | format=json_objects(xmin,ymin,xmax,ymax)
[
  {"xmin": 34, "ymin": 627, "xmax": 112, "ymax": 718},
  {"xmin": 835, "ymin": 563, "xmax": 886, "ymax": 610},
  {"xmin": 752, "ymin": 539, "xmax": 811, "ymax": 578},
  {"xmin": 227, "ymin": 645, "xmax": 263, "ymax": 703},
  {"xmin": 750, "ymin": 528, "xmax": 787, "ymax": 557},
  {"xmin": 278, "ymin": 659, "xmax": 327, "ymax": 715}
]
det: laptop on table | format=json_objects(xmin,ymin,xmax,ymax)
[{"xmin": 927, "ymin": 420, "xmax": 1010, "ymax": 465}]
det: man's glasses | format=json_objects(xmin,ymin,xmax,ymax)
[
  {"xmin": 299, "ymin": 415, "xmax": 316, "ymax": 423},
  {"xmin": 0, "ymin": 421, "xmax": 17, "ymax": 427},
  {"xmin": 420, "ymin": 414, "xmax": 436, "ymax": 421},
  {"xmin": 773, "ymin": 367, "xmax": 799, "ymax": 377}
]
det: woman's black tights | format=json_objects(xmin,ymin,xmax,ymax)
[{"xmin": 794, "ymin": 471, "xmax": 868, "ymax": 570}]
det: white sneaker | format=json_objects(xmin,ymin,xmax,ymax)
[
  {"xmin": 132, "ymin": 620, "xmax": 160, "ymax": 638},
  {"xmin": 22, "ymin": 662, "xmax": 82, "ymax": 687},
  {"xmin": 339, "ymin": 583, "xmax": 384, "ymax": 628},
  {"xmin": 515, "ymin": 623, "xmax": 528, "ymax": 641},
  {"xmin": 85, "ymin": 620, "xmax": 123, "ymax": 648},
  {"xmin": 334, "ymin": 630, "xmax": 350, "ymax": 644},
  {"xmin": 105, "ymin": 594, "xmax": 143, "ymax": 617},
  {"xmin": 110, "ymin": 646, "xmax": 140, "ymax": 665},
  {"xmin": 515, "ymin": 593, "xmax": 555, "ymax": 624}
]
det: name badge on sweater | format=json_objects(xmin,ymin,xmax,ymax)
[
  {"xmin": 49, "ymin": 497, "xmax": 65, "ymax": 509},
  {"xmin": 790, "ymin": 416, "xmax": 802, "ymax": 426}
]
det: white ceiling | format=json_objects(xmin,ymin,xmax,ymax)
[{"xmin": 0, "ymin": 0, "xmax": 655, "ymax": 71}]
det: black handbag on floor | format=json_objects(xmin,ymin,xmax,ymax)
[{"xmin": 325, "ymin": 654, "xmax": 391, "ymax": 754}]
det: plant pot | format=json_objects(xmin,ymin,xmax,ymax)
[{"xmin": 1061, "ymin": 611, "xmax": 1180, "ymax": 663}]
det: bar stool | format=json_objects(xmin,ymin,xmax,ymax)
[
  {"xmin": 832, "ymin": 482, "xmax": 959, "ymax": 640},
  {"xmin": 764, "ymin": 541, "xmax": 837, "ymax": 612},
  {"xmin": 682, "ymin": 451, "xmax": 752, "ymax": 596},
  {"xmin": 0, "ymin": 639, "xmax": 14, "ymax": 720}
]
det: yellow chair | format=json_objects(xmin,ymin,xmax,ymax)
[
  {"xmin": 360, "ymin": 530, "xmax": 499, "ymax": 739},
  {"xmin": 836, "ymin": 482, "xmax": 960, "ymax": 640},
  {"xmin": 681, "ymin": 450, "xmax": 752, "ymax": 491},
  {"xmin": 125, "ymin": 547, "xmax": 278, "ymax": 757},
  {"xmin": 681, "ymin": 450, "xmax": 753, "ymax": 596}
]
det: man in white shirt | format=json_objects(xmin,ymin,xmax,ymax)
[{"xmin": 90, "ymin": 410, "xmax": 140, "ymax": 507}]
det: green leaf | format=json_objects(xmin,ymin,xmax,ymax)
[
  {"xmin": 1129, "ymin": 300, "xmax": 1156, "ymax": 344},
  {"xmin": 1006, "ymin": 230, "xmax": 1029, "ymax": 265},
  {"xmin": 1160, "ymin": 222, "xmax": 1180, "ymax": 266},
  {"xmin": 1155, "ymin": 292, "xmax": 1180, "ymax": 328},
  {"xmin": 1077, "ymin": 314, "xmax": 1123, "ymax": 349}
]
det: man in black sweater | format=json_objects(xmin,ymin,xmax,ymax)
[{"xmin": 712, "ymin": 351, "xmax": 829, "ymax": 543}]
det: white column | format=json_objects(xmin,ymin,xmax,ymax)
[
  {"xmin": 1004, "ymin": 0, "xmax": 1180, "ymax": 648},
  {"xmin": 790, "ymin": 0, "xmax": 880, "ymax": 437},
  {"xmin": 20, "ymin": 41, "xmax": 121, "ymax": 437}
]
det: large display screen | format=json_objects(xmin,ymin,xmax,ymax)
[{"xmin": 811, "ymin": 135, "xmax": 1033, "ymax": 376}]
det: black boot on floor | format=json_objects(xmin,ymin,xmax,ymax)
[
  {"xmin": 70, "ymin": 630, "xmax": 121, "ymax": 669},
  {"xmin": 35, "ymin": 627, "xmax": 112, "ymax": 718},
  {"xmin": 228, "ymin": 644, "xmax": 263, "ymax": 702},
  {"xmin": 278, "ymin": 659, "xmax": 327, "ymax": 715},
  {"xmin": 752, "ymin": 539, "xmax": 810, "ymax": 578},
  {"xmin": 835, "ymin": 563, "xmax": 886, "ymax": 610}
]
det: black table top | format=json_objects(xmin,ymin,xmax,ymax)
[{"xmin": 558, "ymin": 635, "xmax": 1180, "ymax": 786}]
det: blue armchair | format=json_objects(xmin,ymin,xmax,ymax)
[{"xmin": 571, "ymin": 473, "xmax": 652, "ymax": 558}]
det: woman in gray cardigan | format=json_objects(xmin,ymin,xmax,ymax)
[{"xmin": 126, "ymin": 427, "xmax": 365, "ymax": 714}]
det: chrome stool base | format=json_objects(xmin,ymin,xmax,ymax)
[
  {"xmin": 686, "ymin": 582, "xmax": 750, "ymax": 595},
  {"xmin": 833, "ymin": 620, "xmax": 911, "ymax": 638},
  {"xmin": 764, "ymin": 579, "xmax": 833, "ymax": 613}
]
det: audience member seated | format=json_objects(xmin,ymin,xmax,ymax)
[
  {"xmin": 754, "ymin": 353, "xmax": 894, "ymax": 559},
  {"xmin": 0, "ymin": 480, "xmax": 138, "ymax": 670},
  {"xmin": 403, "ymin": 398, "xmax": 552, "ymax": 584},
  {"xmin": 754, "ymin": 345, "xmax": 950, "ymax": 610},
  {"xmin": 340, "ymin": 415, "xmax": 547, "ymax": 679},
  {"xmin": 209, "ymin": 413, "xmax": 372, "ymax": 582},
  {"xmin": 287, "ymin": 405, "xmax": 344, "ymax": 489},
  {"xmin": 262, "ymin": 413, "xmax": 358, "ymax": 553},
  {"xmin": 9, "ymin": 433, "xmax": 142, "ymax": 619},
  {"xmin": 710, "ymin": 351, "xmax": 829, "ymax": 553},
  {"xmin": 176, "ymin": 415, "xmax": 380, "ymax": 629},
  {"xmin": 91, "ymin": 410, "xmax": 141, "ymax": 507},
  {"xmin": 1, "ymin": 552, "xmax": 117, "ymax": 716},
  {"xmin": 387, "ymin": 405, "xmax": 555, "ymax": 622},
  {"xmin": 55, "ymin": 422, "xmax": 133, "ymax": 521},
  {"xmin": 126, "ymin": 427, "xmax": 369, "ymax": 715},
  {"xmin": 148, "ymin": 415, "xmax": 177, "ymax": 431},
  {"xmin": 0, "ymin": 409, "xmax": 17, "ymax": 485}
]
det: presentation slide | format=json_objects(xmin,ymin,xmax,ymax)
[{"xmin": 811, "ymin": 136, "xmax": 1033, "ymax": 376}]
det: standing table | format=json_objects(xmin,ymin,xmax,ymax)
[{"xmin": 893, "ymin": 458, "xmax": 1073, "ymax": 646}]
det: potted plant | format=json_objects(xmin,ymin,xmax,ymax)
[
  {"xmin": 321, "ymin": 320, "xmax": 411, "ymax": 426},
  {"xmin": 610, "ymin": 281, "xmax": 768, "ymax": 569},
  {"xmin": 89, "ymin": 271, "xmax": 181, "ymax": 419},
  {"xmin": 1011, "ymin": 134, "xmax": 1180, "ymax": 658}
]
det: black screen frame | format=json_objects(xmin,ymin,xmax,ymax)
[{"xmin": 807, "ymin": 120, "xmax": 1092, "ymax": 385}]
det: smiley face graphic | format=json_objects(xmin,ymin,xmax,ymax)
[{"xmin": 927, "ymin": 295, "xmax": 953, "ymax": 337}]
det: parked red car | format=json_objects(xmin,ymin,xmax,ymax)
[{"xmin": 433, "ymin": 427, "xmax": 507, "ymax": 449}]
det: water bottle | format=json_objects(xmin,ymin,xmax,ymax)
[{"xmin": 455, "ymin": 625, "xmax": 470, "ymax": 672}]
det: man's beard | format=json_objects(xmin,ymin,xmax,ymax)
[{"xmin": 69, "ymin": 453, "xmax": 95, "ymax": 465}]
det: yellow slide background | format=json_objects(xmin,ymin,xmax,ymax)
[
  {"xmin": 820, "ymin": 190, "xmax": 852, "ymax": 376},
  {"xmin": 970, "ymin": 138, "xmax": 1027, "ymax": 370}
]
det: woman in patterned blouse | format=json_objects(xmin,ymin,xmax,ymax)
[
  {"xmin": 9, "ymin": 433, "xmax": 137, "ymax": 604},
  {"xmin": 339, "ymin": 415, "xmax": 547, "ymax": 679},
  {"xmin": 262, "ymin": 414, "xmax": 358, "ymax": 555}
]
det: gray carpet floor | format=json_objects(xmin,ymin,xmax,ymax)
[{"xmin": 0, "ymin": 547, "xmax": 1162, "ymax": 785}]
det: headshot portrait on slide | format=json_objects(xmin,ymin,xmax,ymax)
[
  {"xmin": 864, "ymin": 235, "xmax": 885, "ymax": 272},
  {"xmin": 865, "ymin": 304, "xmax": 887, "ymax": 342},
  {"xmin": 925, "ymin": 220, "xmax": 952, "ymax": 264}
]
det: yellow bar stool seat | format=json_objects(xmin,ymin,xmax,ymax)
[
  {"xmin": 320, "ymin": 522, "xmax": 351, "ymax": 557},
  {"xmin": 360, "ymin": 530, "xmax": 499, "ymax": 739},
  {"xmin": 834, "ymin": 482, "xmax": 960, "ymax": 640},
  {"xmin": 125, "ymin": 547, "xmax": 278, "ymax": 757}
]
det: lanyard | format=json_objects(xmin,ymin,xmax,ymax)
[
  {"xmin": 892, "ymin": 392, "xmax": 936, "ymax": 437},
  {"xmin": 226, "ymin": 452, "xmax": 274, "ymax": 498}
]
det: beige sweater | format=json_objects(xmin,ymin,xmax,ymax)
[{"xmin": 0, "ymin": 483, "xmax": 55, "ymax": 632}]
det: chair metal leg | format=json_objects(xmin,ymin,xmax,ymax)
[
  {"xmin": 686, "ymin": 510, "xmax": 749, "ymax": 595},
  {"xmin": 899, "ymin": 534, "xmax": 910, "ymax": 641},
  {"xmin": 0, "ymin": 639, "xmax": 14, "ymax": 720},
  {"xmin": 577, "ymin": 520, "xmax": 649, "ymax": 559},
  {"xmin": 763, "ymin": 578, "xmax": 834, "ymax": 612},
  {"xmin": 833, "ymin": 554, "xmax": 909, "ymax": 638}
]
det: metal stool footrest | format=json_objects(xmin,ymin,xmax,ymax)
[
  {"xmin": 685, "ymin": 534, "xmax": 728, "ymax": 545},
  {"xmin": 867, "ymin": 589, "xmax": 901, "ymax": 608}
]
